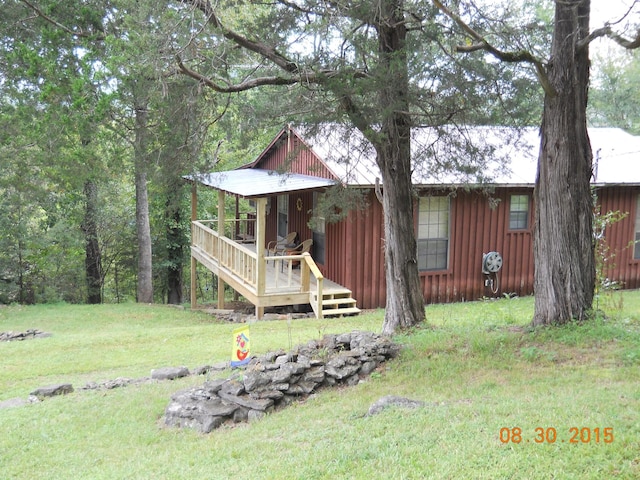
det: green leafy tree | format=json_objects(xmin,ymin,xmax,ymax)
[
  {"xmin": 169, "ymin": 0, "xmax": 539, "ymax": 333},
  {"xmin": 590, "ymin": 49, "xmax": 640, "ymax": 134},
  {"xmin": 434, "ymin": 0, "xmax": 640, "ymax": 326}
]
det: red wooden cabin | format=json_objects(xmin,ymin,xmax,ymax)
[{"xmin": 189, "ymin": 124, "xmax": 640, "ymax": 315}]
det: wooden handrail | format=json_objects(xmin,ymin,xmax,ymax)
[{"xmin": 192, "ymin": 220, "xmax": 325, "ymax": 319}]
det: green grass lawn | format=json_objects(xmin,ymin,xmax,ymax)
[{"xmin": 1, "ymin": 293, "xmax": 639, "ymax": 479}]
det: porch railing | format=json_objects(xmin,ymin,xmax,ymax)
[
  {"xmin": 192, "ymin": 220, "xmax": 257, "ymax": 288},
  {"xmin": 192, "ymin": 220, "xmax": 324, "ymax": 317}
]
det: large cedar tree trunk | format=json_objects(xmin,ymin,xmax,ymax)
[
  {"xmin": 377, "ymin": 0, "xmax": 426, "ymax": 334},
  {"xmin": 134, "ymin": 104, "xmax": 154, "ymax": 303},
  {"xmin": 533, "ymin": 0, "xmax": 595, "ymax": 326},
  {"xmin": 82, "ymin": 179, "xmax": 102, "ymax": 304}
]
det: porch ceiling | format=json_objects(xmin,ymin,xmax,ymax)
[{"xmin": 187, "ymin": 169, "xmax": 336, "ymax": 198}]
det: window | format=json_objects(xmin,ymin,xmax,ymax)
[
  {"xmin": 509, "ymin": 194, "xmax": 530, "ymax": 230},
  {"xmin": 417, "ymin": 196, "xmax": 450, "ymax": 271},
  {"xmin": 635, "ymin": 195, "xmax": 640, "ymax": 260}
]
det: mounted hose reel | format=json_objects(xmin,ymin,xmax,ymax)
[{"xmin": 482, "ymin": 251, "xmax": 503, "ymax": 294}]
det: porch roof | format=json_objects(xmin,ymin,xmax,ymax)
[{"xmin": 187, "ymin": 169, "xmax": 336, "ymax": 198}]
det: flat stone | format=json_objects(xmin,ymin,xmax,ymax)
[
  {"xmin": 219, "ymin": 379, "xmax": 245, "ymax": 396},
  {"xmin": 217, "ymin": 391, "xmax": 274, "ymax": 411},
  {"xmin": 30, "ymin": 384, "xmax": 74, "ymax": 399},
  {"xmin": 243, "ymin": 371, "xmax": 271, "ymax": 392},
  {"xmin": 199, "ymin": 398, "xmax": 240, "ymax": 417},
  {"xmin": 366, "ymin": 396, "xmax": 427, "ymax": 416},
  {"xmin": 359, "ymin": 361, "xmax": 378, "ymax": 375},
  {"xmin": 203, "ymin": 379, "xmax": 227, "ymax": 394},
  {"xmin": 151, "ymin": 366, "xmax": 190, "ymax": 380},
  {"xmin": 274, "ymin": 354, "xmax": 291, "ymax": 365},
  {"xmin": 248, "ymin": 409, "xmax": 266, "ymax": 422},
  {"xmin": 199, "ymin": 415, "xmax": 226, "ymax": 433},
  {"xmin": 301, "ymin": 366, "xmax": 325, "ymax": 384},
  {"xmin": 286, "ymin": 381, "xmax": 317, "ymax": 395}
]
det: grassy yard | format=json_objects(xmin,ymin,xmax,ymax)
[{"xmin": 1, "ymin": 293, "xmax": 639, "ymax": 479}]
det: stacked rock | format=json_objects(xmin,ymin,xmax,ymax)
[{"xmin": 164, "ymin": 330, "xmax": 400, "ymax": 433}]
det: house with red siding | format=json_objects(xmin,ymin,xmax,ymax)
[{"xmin": 188, "ymin": 124, "xmax": 640, "ymax": 317}]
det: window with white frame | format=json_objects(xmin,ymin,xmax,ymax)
[
  {"xmin": 635, "ymin": 194, "xmax": 640, "ymax": 260},
  {"xmin": 509, "ymin": 194, "xmax": 530, "ymax": 230},
  {"xmin": 417, "ymin": 196, "xmax": 450, "ymax": 271}
]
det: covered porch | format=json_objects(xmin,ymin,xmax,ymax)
[{"xmin": 187, "ymin": 169, "xmax": 360, "ymax": 319}]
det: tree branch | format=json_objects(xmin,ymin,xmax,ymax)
[
  {"xmin": 175, "ymin": 56, "xmax": 299, "ymax": 92},
  {"xmin": 179, "ymin": 0, "xmax": 299, "ymax": 74},
  {"xmin": 578, "ymin": 24, "xmax": 640, "ymax": 50},
  {"xmin": 19, "ymin": 0, "xmax": 105, "ymax": 40},
  {"xmin": 431, "ymin": 0, "xmax": 555, "ymax": 97}
]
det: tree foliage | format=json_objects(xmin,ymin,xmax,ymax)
[{"xmin": 434, "ymin": 0, "xmax": 640, "ymax": 326}]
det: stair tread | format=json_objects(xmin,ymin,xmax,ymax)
[
  {"xmin": 322, "ymin": 307, "xmax": 361, "ymax": 316},
  {"xmin": 320, "ymin": 297, "xmax": 357, "ymax": 305}
]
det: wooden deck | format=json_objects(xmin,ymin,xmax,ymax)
[{"xmin": 191, "ymin": 221, "xmax": 360, "ymax": 318}]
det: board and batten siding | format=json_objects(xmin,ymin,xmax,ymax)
[
  {"xmin": 254, "ymin": 127, "xmax": 640, "ymax": 309},
  {"xmin": 596, "ymin": 186, "xmax": 640, "ymax": 290},
  {"xmin": 417, "ymin": 188, "xmax": 535, "ymax": 305}
]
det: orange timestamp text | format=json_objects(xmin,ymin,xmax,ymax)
[{"xmin": 499, "ymin": 427, "xmax": 614, "ymax": 444}]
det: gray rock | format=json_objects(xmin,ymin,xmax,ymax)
[
  {"xmin": 199, "ymin": 398, "xmax": 240, "ymax": 417},
  {"xmin": 248, "ymin": 409, "xmax": 266, "ymax": 422},
  {"xmin": 219, "ymin": 379, "xmax": 245, "ymax": 396},
  {"xmin": 286, "ymin": 381, "xmax": 317, "ymax": 395},
  {"xmin": 366, "ymin": 396, "xmax": 426, "ymax": 416},
  {"xmin": 30, "ymin": 383, "xmax": 74, "ymax": 399},
  {"xmin": 217, "ymin": 391, "xmax": 274, "ymax": 411},
  {"xmin": 325, "ymin": 357, "xmax": 360, "ymax": 380},
  {"xmin": 274, "ymin": 354, "xmax": 291, "ymax": 365},
  {"xmin": 199, "ymin": 416, "xmax": 226, "ymax": 433},
  {"xmin": 300, "ymin": 366, "xmax": 325, "ymax": 384},
  {"xmin": 203, "ymin": 379, "xmax": 227, "ymax": 394},
  {"xmin": 151, "ymin": 366, "xmax": 190, "ymax": 380},
  {"xmin": 243, "ymin": 371, "xmax": 271, "ymax": 392},
  {"xmin": 359, "ymin": 361, "xmax": 378, "ymax": 375}
]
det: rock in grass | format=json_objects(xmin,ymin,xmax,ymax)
[
  {"xmin": 151, "ymin": 366, "xmax": 190, "ymax": 380},
  {"xmin": 366, "ymin": 395, "xmax": 426, "ymax": 416},
  {"xmin": 30, "ymin": 384, "xmax": 74, "ymax": 399}
]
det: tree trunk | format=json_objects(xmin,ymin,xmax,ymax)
[
  {"xmin": 134, "ymin": 104, "xmax": 154, "ymax": 303},
  {"xmin": 377, "ymin": 0, "xmax": 426, "ymax": 334},
  {"xmin": 82, "ymin": 179, "xmax": 102, "ymax": 304},
  {"xmin": 165, "ymin": 191, "xmax": 184, "ymax": 304},
  {"xmin": 533, "ymin": 0, "xmax": 595, "ymax": 326}
]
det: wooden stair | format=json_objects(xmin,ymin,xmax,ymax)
[{"xmin": 312, "ymin": 289, "xmax": 361, "ymax": 318}]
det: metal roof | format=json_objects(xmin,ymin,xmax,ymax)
[
  {"xmin": 294, "ymin": 124, "xmax": 640, "ymax": 187},
  {"xmin": 186, "ymin": 169, "xmax": 336, "ymax": 198}
]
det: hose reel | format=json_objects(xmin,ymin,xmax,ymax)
[{"xmin": 482, "ymin": 251, "xmax": 503, "ymax": 294}]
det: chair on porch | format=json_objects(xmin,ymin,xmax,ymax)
[
  {"xmin": 281, "ymin": 238, "xmax": 313, "ymax": 271},
  {"xmin": 267, "ymin": 232, "xmax": 298, "ymax": 263}
]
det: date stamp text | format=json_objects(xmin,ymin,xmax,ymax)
[{"xmin": 499, "ymin": 427, "xmax": 614, "ymax": 444}]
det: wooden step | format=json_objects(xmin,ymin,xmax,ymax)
[
  {"xmin": 320, "ymin": 297, "xmax": 357, "ymax": 306},
  {"xmin": 321, "ymin": 306, "xmax": 362, "ymax": 317},
  {"xmin": 311, "ymin": 287, "xmax": 360, "ymax": 318}
]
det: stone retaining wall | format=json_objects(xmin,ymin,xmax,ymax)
[{"xmin": 164, "ymin": 331, "xmax": 400, "ymax": 433}]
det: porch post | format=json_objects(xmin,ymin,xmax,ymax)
[
  {"xmin": 255, "ymin": 197, "xmax": 266, "ymax": 320},
  {"xmin": 190, "ymin": 183, "xmax": 197, "ymax": 310},
  {"xmin": 217, "ymin": 190, "xmax": 226, "ymax": 310}
]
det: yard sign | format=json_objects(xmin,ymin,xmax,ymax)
[{"xmin": 231, "ymin": 325, "xmax": 250, "ymax": 367}]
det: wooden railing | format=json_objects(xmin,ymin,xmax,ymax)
[
  {"xmin": 192, "ymin": 221, "xmax": 257, "ymax": 289},
  {"xmin": 192, "ymin": 221, "xmax": 324, "ymax": 317}
]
